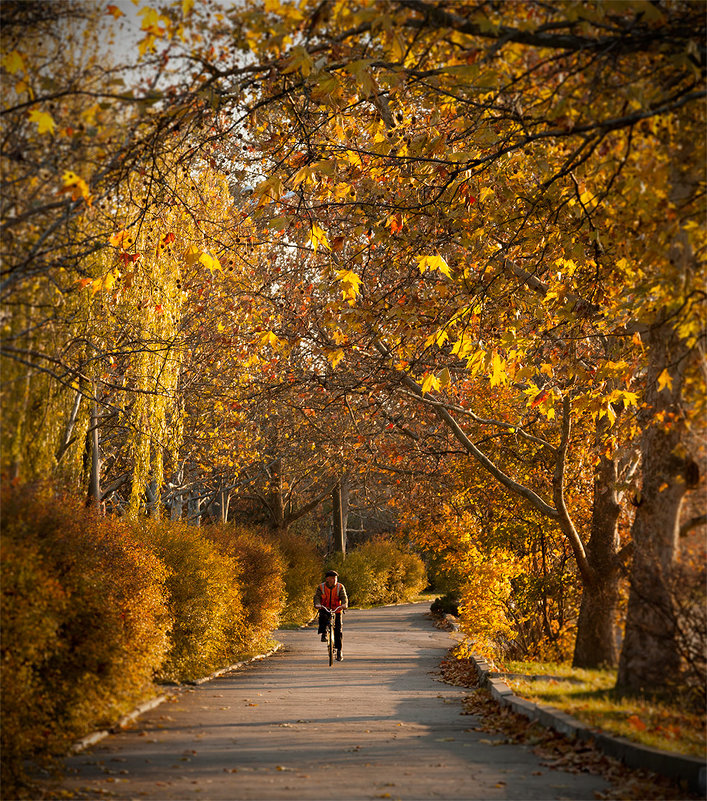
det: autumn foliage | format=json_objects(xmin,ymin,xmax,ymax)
[
  {"xmin": 0, "ymin": 483, "xmax": 319, "ymax": 793},
  {"xmin": 1, "ymin": 0, "xmax": 705, "ymax": 786},
  {"xmin": 327, "ymin": 538, "xmax": 426, "ymax": 607},
  {"xmin": 1, "ymin": 484, "xmax": 169, "ymax": 790}
]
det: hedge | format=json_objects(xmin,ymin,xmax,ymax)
[
  {"xmin": 327, "ymin": 538, "xmax": 427, "ymax": 607},
  {"xmin": 1, "ymin": 484, "xmax": 170, "ymax": 794}
]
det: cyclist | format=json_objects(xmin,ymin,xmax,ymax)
[{"xmin": 314, "ymin": 570, "xmax": 348, "ymax": 661}]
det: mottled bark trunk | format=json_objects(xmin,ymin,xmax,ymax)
[
  {"xmin": 86, "ymin": 392, "xmax": 101, "ymax": 512},
  {"xmin": 270, "ymin": 457, "xmax": 287, "ymax": 532},
  {"xmin": 332, "ymin": 475, "xmax": 349, "ymax": 555},
  {"xmin": 573, "ymin": 444, "xmax": 621, "ymax": 668},
  {"xmin": 56, "ymin": 389, "xmax": 82, "ymax": 464},
  {"xmin": 617, "ymin": 326, "xmax": 692, "ymax": 691}
]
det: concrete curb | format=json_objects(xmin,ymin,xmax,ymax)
[
  {"xmin": 69, "ymin": 643, "xmax": 284, "ymax": 755},
  {"xmin": 472, "ymin": 655, "xmax": 706, "ymax": 796}
]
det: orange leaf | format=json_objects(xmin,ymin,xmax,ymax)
[
  {"xmin": 119, "ymin": 252, "xmax": 141, "ymax": 266},
  {"xmin": 627, "ymin": 714, "xmax": 647, "ymax": 731}
]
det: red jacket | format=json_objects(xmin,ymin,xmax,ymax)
[{"xmin": 314, "ymin": 581, "xmax": 348, "ymax": 611}]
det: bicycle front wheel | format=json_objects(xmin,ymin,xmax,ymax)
[{"xmin": 327, "ymin": 623, "xmax": 334, "ymax": 666}]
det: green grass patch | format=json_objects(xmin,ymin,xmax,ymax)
[{"xmin": 499, "ymin": 661, "xmax": 705, "ymax": 759}]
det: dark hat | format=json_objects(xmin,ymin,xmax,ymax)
[{"xmin": 325, "ymin": 570, "xmax": 338, "ymax": 577}]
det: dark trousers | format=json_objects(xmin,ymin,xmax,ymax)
[{"xmin": 318, "ymin": 609, "xmax": 343, "ymax": 651}]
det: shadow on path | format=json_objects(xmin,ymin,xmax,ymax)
[{"xmin": 48, "ymin": 604, "xmax": 609, "ymax": 800}]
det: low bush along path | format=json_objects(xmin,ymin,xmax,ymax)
[{"xmin": 51, "ymin": 604, "xmax": 609, "ymax": 800}]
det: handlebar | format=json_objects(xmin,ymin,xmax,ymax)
[{"xmin": 319, "ymin": 605, "xmax": 343, "ymax": 614}]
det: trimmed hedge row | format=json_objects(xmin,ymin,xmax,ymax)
[
  {"xmin": 0, "ymin": 484, "xmax": 317, "ymax": 795},
  {"xmin": 327, "ymin": 539, "xmax": 427, "ymax": 607}
]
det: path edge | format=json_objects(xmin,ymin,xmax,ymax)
[
  {"xmin": 69, "ymin": 643, "xmax": 283, "ymax": 755},
  {"xmin": 471, "ymin": 654, "xmax": 706, "ymax": 795}
]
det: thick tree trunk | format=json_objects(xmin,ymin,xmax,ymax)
[
  {"xmin": 617, "ymin": 325, "xmax": 693, "ymax": 692},
  {"xmin": 573, "ymin": 444, "xmax": 621, "ymax": 667}
]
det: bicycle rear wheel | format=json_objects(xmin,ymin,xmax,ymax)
[{"xmin": 327, "ymin": 622, "xmax": 334, "ymax": 666}]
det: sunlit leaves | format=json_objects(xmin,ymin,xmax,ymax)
[
  {"xmin": 657, "ymin": 368, "xmax": 673, "ymax": 392},
  {"xmin": 335, "ymin": 269, "xmax": 361, "ymax": 304},
  {"xmin": 308, "ymin": 223, "xmax": 330, "ymax": 254},
  {"xmin": 199, "ymin": 252, "xmax": 222, "ymax": 274},
  {"xmin": 420, "ymin": 372, "xmax": 440, "ymax": 395},
  {"xmin": 417, "ymin": 253, "xmax": 452, "ymax": 279}
]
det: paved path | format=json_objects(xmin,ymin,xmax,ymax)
[{"xmin": 53, "ymin": 604, "xmax": 608, "ymax": 800}]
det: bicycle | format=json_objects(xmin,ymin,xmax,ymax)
[{"xmin": 319, "ymin": 605, "xmax": 343, "ymax": 666}]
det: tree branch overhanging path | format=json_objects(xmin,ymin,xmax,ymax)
[{"xmin": 2, "ymin": 0, "xmax": 705, "ymax": 716}]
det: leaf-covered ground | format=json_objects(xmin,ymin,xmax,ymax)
[{"xmin": 440, "ymin": 654, "xmax": 701, "ymax": 801}]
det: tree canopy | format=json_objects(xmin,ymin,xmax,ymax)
[{"xmin": 1, "ymin": 0, "xmax": 705, "ymax": 694}]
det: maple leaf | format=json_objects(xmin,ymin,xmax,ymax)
[
  {"xmin": 308, "ymin": 223, "xmax": 330, "ymax": 254},
  {"xmin": 119, "ymin": 252, "xmax": 141, "ymax": 266},
  {"xmin": 199, "ymin": 252, "xmax": 221, "ymax": 273},
  {"xmin": 109, "ymin": 230, "xmax": 131, "ymax": 247},
  {"xmin": 421, "ymin": 373, "xmax": 440, "ymax": 394},
  {"xmin": 260, "ymin": 331, "xmax": 281, "ymax": 348},
  {"xmin": 418, "ymin": 253, "xmax": 452, "ymax": 279},
  {"xmin": 489, "ymin": 352, "xmax": 507, "ymax": 388},
  {"xmin": 328, "ymin": 349, "xmax": 344, "ymax": 368},
  {"xmin": 335, "ymin": 269, "xmax": 362, "ymax": 304},
  {"xmin": 138, "ymin": 7, "xmax": 167, "ymax": 36},
  {"xmin": 106, "ymin": 5, "xmax": 124, "ymax": 18},
  {"xmin": 29, "ymin": 109, "xmax": 55, "ymax": 135}
]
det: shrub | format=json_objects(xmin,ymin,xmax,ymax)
[
  {"xmin": 204, "ymin": 523, "xmax": 286, "ymax": 654},
  {"xmin": 1, "ymin": 484, "xmax": 169, "ymax": 793},
  {"xmin": 430, "ymin": 593, "xmax": 460, "ymax": 617},
  {"xmin": 455, "ymin": 543, "xmax": 521, "ymax": 661},
  {"xmin": 269, "ymin": 530, "xmax": 322, "ymax": 627},
  {"xmin": 134, "ymin": 520, "xmax": 244, "ymax": 683},
  {"xmin": 327, "ymin": 538, "xmax": 427, "ymax": 607}
]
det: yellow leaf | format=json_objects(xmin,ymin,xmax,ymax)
[
  {"xmin": 417, "ymin": 253, "xmax": 451, "ymax": 279},
  {"xmin": 199, "ymin": 252, "xmax": 221, "ymax": 273},
  {"xmin": 138, "ymin": 6, "xmax": 167, "ymax": 35},
  {"xmin": 2, "ymin": 50, "xmax": 25, "ymax": 74},
  {"xmin": 478, "ymin": 186, "xmax": 494, "ymax": 203},
  {"xmin": 109, "ymin": 229, "xmax": 131, "ymax": 247},
  {"xmin": 328, "ymin": 349, "xmax": 344, "ymax": 368},
  {"xmin": 260, "ymin": 331, "xmax": 280, "ymax": 348},
  {"xmin": 308, "ymin": 223, "xmax": 330, "ymax": 254},
  {"xmin": 335, "ymin": 269, "xmax": 362, "ymax": 304},
  {"xmin": 182, "ymin": 0, "xmax": 194, "ymax": 15},
  {"xmin": 489, "ymin": 352, "xmax": 506, "ymax": 388},
  {"xmin": 29, "ymin": 109, "xmax": 55, "ymax": 135},
  {"xmin": 61, "ymin": 170, "xmax": 91, "ymax": 203},
  {"xmin": 183, "ymin": 245, "xmax": 201, "ymax": 267},
  {"xmin": 657, "ymin": 368, "xmax": 673, "ymax": 392},
  {"xmin": 421, "ymin": 373, "xmax": 440, "ymax": 394}
]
